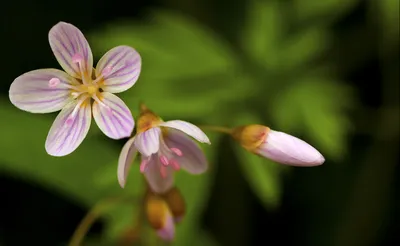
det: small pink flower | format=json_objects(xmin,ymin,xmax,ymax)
[
  {"xmin": 232, "ymin": 125, "xmax": 325, "ymax": 166},
  {"xmin": 9, "ymin": 22, "xmax": 141, "ymax": 156},
  {"xmin": 118, "ymin": 106, "xmax": 210, "ymax": 193}
]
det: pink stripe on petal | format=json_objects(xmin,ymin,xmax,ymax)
[
  {"xmin": 45, "ymin": 100, "xmax": 92, "ymax": 156},
  {"xmin": 134, "ymin": 127, "xmax": 161, "ymax": 157},
  {"xmin": 9, "ymin": 69, "xmax": 76, "ymax": 113},
  {"xmin": 257, "ymin": 130, "xmax": 325, "ymax": 166},
  {"xmin": 164, "ymin": 129, "xmax": 208, "ymax": 174},
  {"xmin": 160, "ymin": 120, "xmax": 210, "ymax": 144},
  {"xmin": 117, "ymin": 137, "xmax": 137, "ymax": 188},
  {"xmin": 49, "ymin": 22, "xmax": 93, "ymax": 78},
  {"xmin": 92, "ymin": 92, "xmax": 134, "ymax": 139},
  {"xmin": 144, "ymin": 156, "xmax": 174, "ymax": 194},
  {"xmin": 96, "ymin": 46, "xmax": 142, "ymax": 93}
]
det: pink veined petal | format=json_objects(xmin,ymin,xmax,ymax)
[
  {"xmin": 9, "ymin": 69, "xmax": 77, "ymax": 113},
  {"xmin": 164, "ymin": 129, "xmax": 208, "ymax": 174},
  {"xmin": 117, "ymin": 137, "xmax": 137, "ymax": 188},
  {"xmin": 134, "ymin": 127, "xmax": 161, "ymax": 157},
  {"xmin": 45, "ymin": 100, "xmax": 92, "ymax": 156},
  {"xmin": 92, "ymin": 92, "xmax": 134, "ymax": 139},
  {"xmin": 157, "ymin": 210, "xmax": 175, "ymax": 242},
  {"xmin": 144, "ymin": 156, "xmax": 174, "ymax": 194},
  {"xmin": 257, "ymin": 130, "xmax": 325, "ymax": 166},
  {"xmin": 48, "ymin": 22, "xmax": 93, "ymax": 79},
  {"xmin": 96, "ymin": 45, "xmax": 142, "ymax": 93},
  {"xmin": 159, "ymin": 120, "xmax": 210, "ymax": 144}
]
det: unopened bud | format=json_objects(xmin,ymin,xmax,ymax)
[
  {"xmin": 145, "ymin": 193, "xmax": 175, "ymax": 242},
  {"xmin": 162, "ymin": 187, "xmax": 186, "ymax": 223},
  {"xmin": 232, "ymin": 124, "xmax": 269, "ymax": 151},
  {"xmin": 232, "ymin": 125, "xmax": 325, "ymax": 166}
]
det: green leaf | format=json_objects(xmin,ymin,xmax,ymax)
[
  {"xmin": 88, "ymin": 11, "xmax": 245, "ymax": 119},
  {"xmin": 233, "ymin": 112, "xmax": 286, "ymax": 209},
  {"xmin": 89, "ymin": 11, "xmax": 235, "ymax": 82},
  {"xmin": 293, "ymin": 0, "xmax": 361, "ymax": 24},
  {"xmin": 277, "ymin": 28, "xmax": 331, "ymax": 70},
  {"xmin": 0, "ymin": 101, "xmax": 146, "ymax": 243},
  {"xmin": 116, "ymin": 72, "xmax": 253, "ymax": 120},
  {"xmin": 0, "ymin": 100, "xmax": 123, "ymax": 205},
  {"xmin": 242, "ymin": 0, "xmax": 283, "ymax": 68},
  {"xmin": 270, "ymin": 76, "xmax": 354, "ymax": 159},
  {"xmin": 375, "ymin": 0, "xmax": 400, "ymax": 47}
]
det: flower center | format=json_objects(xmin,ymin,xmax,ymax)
[
  {"xmin": 46, "ymin": 53, "xmax": 115, "ymax": 126},
  {"xmin": 140, "ymin": 139, "xmax": 183, "ymax": 178}
]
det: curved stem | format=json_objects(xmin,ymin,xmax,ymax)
[
  {"xmin": 197, "ymin": 125, "xmax": 233, "ymax": 134},
  {"xmin": 68, "ymin": 196, "xmax": 135, "ymax": 246}
]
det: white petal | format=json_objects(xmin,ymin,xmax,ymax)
[
  {"xmin": 164, "ymin": 129, "xmax": 208, "ymax": 174},
  {"xmin": 45, "ymin": 100, "xmax": 92, "ymax": 156},
  {"xmin": 258, "ymin": 130, "xmax": 325, "ymax": 166},
  {"xmin": 159, "ymin": 120, "xmax": 210, "ymax": 144},
  {"xmin": 134, "ymin": 127, "xmax": 161, "ymax": 157},
  {"xmin": 144, "ymin": 156, "xmax": 174, "ymax": 194},
  {"xmin": 92, "ymin": 92, "xmax": 134, "ymax": 139},
  {"xmin": 117, "ymin": 137, "xmax": 137, "ymax": 188},
  {"xmin": 96, "ymin": 46, "xmax": 141, "ymax": 93},
  {"xmin": 9, "ymin": 69, "xmax": 75, "ymax": 113},
  {"xmin": 48, "ymin": 22, "xmax": 93, "ymax": 78}
]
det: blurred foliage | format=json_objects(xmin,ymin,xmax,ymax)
[
  {"xmin": 4, "ymin": 0, "xmax": 398, "ymax": 245},
  {"xmin": 293, "ymin": 0, "xmax": 361, "ymax": 24}
]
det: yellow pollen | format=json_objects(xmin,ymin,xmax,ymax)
[{"xmin": 87, "ymin": 85, "xmax": 97, "ymax": 95}]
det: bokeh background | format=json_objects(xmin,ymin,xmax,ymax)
[{"xmin": 1, "ymin": 0, "xmax": 399, "ymax": 245}]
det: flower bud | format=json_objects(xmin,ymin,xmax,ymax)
[
  {"xmin": 232, "ymin": 125, "xmax": 325, "ymax": 166},
  {"xmin": 145, "ymin": 193, "xmax": 175, "ymax": 242},
  {"xmin": 162, "ymin": 187, "xmax": 186, "ymax": 223}
]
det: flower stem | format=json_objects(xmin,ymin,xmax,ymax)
[
  {"xmin": 197, "ymin": 125, "xmax": 233, "ymax": 134},
  {"xmin": 68, "ymin": 196, "xmax": 135, "ymax": 246}
]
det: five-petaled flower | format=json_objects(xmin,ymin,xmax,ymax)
[
  {"xmin": 118, "ymin": 104, "xmax": 210, "ymax": 193},
  {"xmin": 9, "ymin": 22, "xmax": 141, "ymax": 156}
]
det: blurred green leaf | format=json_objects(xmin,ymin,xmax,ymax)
[
  {"xmin": 293, "ymin": 0, "xmax": 361, "ymax": 24},
  {"xmin": 270, "ymin": 76, "xmax": 354, "ymax": 159},
  {"xmin": 242, "ymin": 0, "xmax": 283, "ymax": 68},
  {"xmin": 89, "ymin": 11, "xmax": 248, "ymax": 119},
  {"xmin": 375, "ymin": 0, "xmax": 399, "ymax": 47},
  {"xmin": 0, "ymin": 101, "xmax": 146, "ymax": 243},
  {"xmin": 116, "ymin": 72, "xmax": 253, "ymax": 120},
  {"xmin": 233, "ymin": 112, "xmax": 286, "ymax": 209},
  {"xmin": 277, "ymin": 28, "xmax": 331, "ymax": 70},
  {"xmin": 0, "ymin": 101, "xmax": 124, "ymax": 205}
]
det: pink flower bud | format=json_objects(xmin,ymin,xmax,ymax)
[
  {"xmin": 257, "ymin": 130, "xmax": 325, "ymax": 166},
  {"xmin": 232, "ymin": 125, "xmax": 324, "ymax": 166}
]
